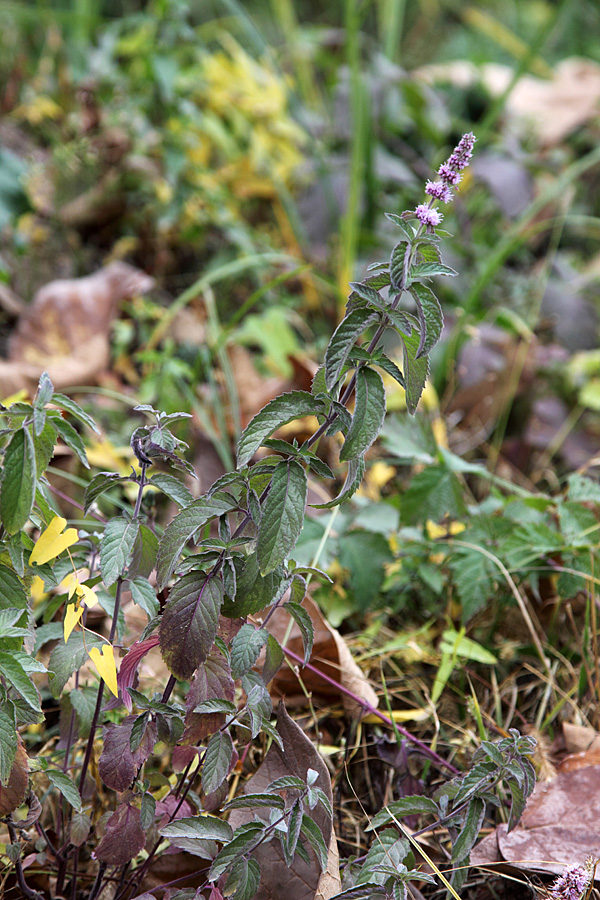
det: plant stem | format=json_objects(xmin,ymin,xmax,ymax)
[{"xmin": 6, "ymin": 820, "xmax": 45, "ymax": 900}]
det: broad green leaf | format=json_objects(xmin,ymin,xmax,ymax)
[
  {"xmin": 51, "ymin": 393, "xmax": 100, "ymax": 433},
  {"xmin": 301, "ymin": 814, "xmax": 329, "ymax": 871},
  {"xmin": 209, "ymin": 823, "xmax": 265, "ymax": 881},
  {"xmin": 100, "ymin": 517, "xmax": 140, "ymax": 587},
  {"xmin": 194, "ymin": 698, "xmax": 237, "ymax": 714},
  {"xmin": 0, "ymin": 704, "xmax": 17, "ymax": 785},
  {"xmin": 47, "ymin": 768, "xmax": 82, "ymax": 813},
  {"xmin": 129, "ymin": 523, "xmax": 158, "ymax": 580},
  {"xmin": 230, "ymin": 624, "xmax": 268, "ymax": 680},
  {"xmin": 0, "ymin": 427, "xmax": 36, "ymax": 534},
  {"xmin": 160, "ymin": 815, "xmax": 233, "ymax": 844},
  {"xmin": 324, "ymin": 309, "xmax": 379, "ymax": 391},
  {"xmin": 223, "ymin": 856, "xmax": 261, "ymax": 900},
  {"xmin": 225, "ymin": 793, "xmax": 285, "ymax": 811},
  {"xmin": 157, "ymin": 494, "xmax": 238, "ymax": 589},
  {"xmin": 367, "ymin": 796, "xmax": 439, "ymax": 831},
  {"xmin": 48, "ymin": 631, "xmax": 105, "ymax": 699},
  {"xmin": 262, "ymin": 633, "xmax": 284, "ymax": 684},
  {"xmin": 0, "ymin": 651, "xmax": 41, "ymax": 711},
  {"xmin": 237, "ymin": 392, "xmax": 328, "ymax": 469},
  {"xmin": 33, "ymin": 419, "xmax": 57, "ymax": 473},
  {"xmin": 390, "ymin": 241, "xmax": 410, "ymax": 291},
  {"xmin": 51, "ymin": 415, "xmax": 89, "ymax": 468},
  {"xmin": 148, "ymin": 472, "xmax": 194, "ymax": 508},
  {"xmin": 349, "ymin": 282, "xmax": 387, "ymax": 311},
  {"xmin": 310, "ymin": 456, "xmax": 365, "ymax": 509},
  {"xmin": 202, "ymin": 730, "xmax": 235, "ymax": 795},
  {"xmin": 377, "ymin": 354, "xmax": 405, "ymax": 389},
  {"xmin": 30, "ymin": 515, "xmax": 78, "ymax": 566},
  {"xmin": 284, "ymin": 798, "xmax": 303, "ymax": 865},
  {"xmin": 0, "ymin": 566, "xmax": 28, "ymax": 611},
  {"xmin": 33, "ymin": 372, "xmax": 54, "ymax": 424},
  {"xmin": 339, "ymin": 367, "xmax": 386, "ymax": 462},
  {"xmin": 221, "ymin": 554, "xmax": 285, "ymax": 618},
  {"xmin": 83, "ymin": 472, "xmax": 125, "ymax": 513},
  {"xmin": 400, "ymin": 329, "xmax": 430, "ymax": 415},
  {"xmin": 410, "ymin": 261, "xmax": 457, "ymax": 280},
  {"xmin": 129, "ymin": 576, "xmax": 159, "ymax": 618},
  {"xmin": 385, "ymin": 214, "xmax": 415, "ymax": 239},
  {"xmin": 257, "ymin": 459, "xmax": 307, "ymax": 575},
  {"xmin": 452, "ymin": 797, "xmax": 485, "ymax": 862},
  {"xmin": 409, "ymin": 283, "xmax": 444, "ymax": 357},
  {"xmin": 284, "ymin": 601, "xmax": 314, "ymax": 665},
  {"xmin": 159, "ymin": 573, "xmax": 223, "ymax": 679}
]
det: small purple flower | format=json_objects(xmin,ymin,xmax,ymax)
[
  {"xmin": 414, "ymin": 204, "xmax": 443, "ymax": 230},
  {"xmin": 548, "ymin": 863, "xmax": 590, "ymax": 900},
  {"xmin": 437, "ymin": 163, "xmax": 462, "ymax": 187},
  {"xmin": 425, "ymin": 180, "xmax": 454, "ymax": 204}
]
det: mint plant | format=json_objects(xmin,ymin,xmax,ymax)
[{"xmin": 0, "ymin": 133, "xmax": 529, "ymax": 900}]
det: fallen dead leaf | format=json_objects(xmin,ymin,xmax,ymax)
[
  {"xmin": 0, "ymin": 262, "xmax": 154, "ymax": 396},
  {"xmin": 472, "ymin": 764, "xmax": 600, "ymax": 880},
  {"xmin": 263, "ymin": 596, "xmax": 379, "ymax": 717},
  {"xmin": 228, "ymin": 702, "xmax": 341, "ymax": 900}
]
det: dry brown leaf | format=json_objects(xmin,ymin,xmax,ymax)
[
  {"xmin": 228, "ymin": 702, "xmax": 340, "ymax": 900},
  {"xmin": 0, "ymin": 736, "xmax": 28, "ymax": 816},
  {"xmin": 418, "ymin": 58, "xmax": 600, "ymax": 146},
  {"xmin": 264, "ymin": 596, "xmax": 379, "ymax": 717},
  {"xmin": 563, "ymin": 722, "xmax": 600, "ymax": 755},
  {"xmin": 472, "ymin": 764, "xmax": 600, "ymax": 879},
  {"xmin": 0, "ymin": 262, "xmax": 154, "ymax": 396}
]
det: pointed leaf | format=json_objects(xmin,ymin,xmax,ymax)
[
  {"xmin": 283, "ymin": 601, "xmax": 314, "ymax": 665},
  {"xmin": 48, "ymin": 632, "xmax": 105, "ymax": 699},
  {"xmin": 159, "ymin": 573, "xmax": 223, "ymax": 679},
  {"xmin": 51, "ymin": 415, "xmax": 89, "ymax": 468},
  {"xmin": 0, "ymin": 427, "xmax": 36, "ymax": 534},
  {"xmin": 452, "ymin": 797, "xmax": 485, "ymax": 862},
  {"xmin": 310, "ymin": 455, "xmax": 365, "ymax": 509},
  {"xmin": 129, "ymin": 523, "xmax": 158, "ymax": 580},
  {"xmin": 257, "ymin": 460, "xmax": 307, "ymax": 575},
  {"xmin": 0, "ymin": 705, "xmax": 17, "ymax": 785},
  {"xmin": 390, "ymin": 241, "xmax": 410, "ymax": 291},
  {"xmin": 94, "ymin": 801, "xmax": 145, "ymax": 865},
  {"xmin": 157, "ymin": 494, "xmax": 238, "ymax": 589},
  {"xmin": 160, "ymin": 815, "xmax": 233, "ymax": 844},
  {"xmin": 84, "ymin": 472, "xmax": 124, "ymax": 513},
  {"xmin": 99, "ymin": 716, "xmax": 158, "ymax": 791},
  {"xmin": 400, "ymin": 329, "xmax": 430, "ymax": 415},
  {"xmin": 46, "ymin": 769, "xmax": 82, "ymax": 813},
  {"xmin": 51, "ymin": 392, "xmax": 100, "ymax": 433},
  {"xmin": 202, "ymin": 730, "xmax": 236, "ymax": 795},
  {"xmin": 339, "ymin": 367, "xmax": 386, "ymax": 462},
  {"xmin": 411, "ymin": 261, "xmax": 457, "ymax": 279},
  {"xmin": 148, "ymin": 472, "xmax": 194, "ymax": 508},
  {"xmin": 324, "ymin": 309, "xmax": 379, "ymax": 391},
  {"xmin": 0, "ymin": 735, "xmax": 28, "ymax": 814},
  {"xmin": 237, "ymin": 392, "xmax": 328, "ymax": 469},
  {"xmin": 409, "ymin": 283, "xmax": 444, "ymax": 357},
  {"xmin": 100, "ymin": 517, "xmax": 140, "ymax": 587},
  {"xmin": 0, "ymin": 651, "xmax": 41, "ymax": 711},
  {"xmin": 129, "ymin": 576, "xmax": 159, "ymax": 618},
  {"xmin": 231, "ymin": 624, "xmax": 268, "ymax": 680}
]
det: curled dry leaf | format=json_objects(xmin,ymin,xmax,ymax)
[
  {"xmin": 0, "ymin": 262, "xmax": 154, "ymax": 396},
  {"xmin": 228, "ymin": 703, "xmax": 341, "ymax": 900},
  {"xmin": 0, "ymin": 736, "xmax": 28, "ymax": 817},
  {"xmin": 264, "ymin": 596, "xmax": 378, "ymax": 717},
  {"xmin": 472, "ymin": 764, "xmax": 600, "ymax": 881}
]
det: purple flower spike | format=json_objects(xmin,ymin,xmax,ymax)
[
  {"xmin": 425, "ymin": 180, "xmax": 454, "ymax": 204},
  {"xmin": 414, "ymin": 204, "xmax": 443, "ymax": 231},
  {"xmin": 548, "ymin": 863, "xmax": 591, "ymax": 900}
]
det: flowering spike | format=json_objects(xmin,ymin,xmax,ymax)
[{"xmin": 409, "ymin": 132, "xmax": 476, "ymax": 232}]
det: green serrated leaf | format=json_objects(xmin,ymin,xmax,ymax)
[
  {"xmin": 311, "ymin": 456, "xmax": 365, "ymax": 509},
  {"xmin": 47, "ymin": 768, "xmax": 83, "ymax": 813},
  {"xmin": 202, "ymin": 730, "xmax": 235, "ymax": 795},
  {"xmin": 300, "ymin": 814, "xmax": 328, "ymax": 870},
  {"xmin": 390, "ymin": 241, "xmax": 410, "ymax": 291},
  {"xmin": 411, "ymin": 261, "xmax": 457, "ymax": 279},
  {"xmin": 262, "ymin": 634, "xmax": 284, "ymax": 684},
  {"xmin": 284, "ymin": 601, "xmax": 314, "ymax": 665},
  {"xmin": 157, "ymin": 494, "xmax": 238, "ymax": 589},
  {"xmin": 325, "ymin": 310, "xmax": 379, "ymax": 391},
  {"xmin": 231, "ymin": 624, "xmax": 268, "ymax": 680},
  {"xmin": 100, "ymin": 517, "xmax": 140, "ymax": 587},
  {"xmin": 51, "ymin": 393, "xmax": 100, "ymax": 434},
  {"xmin": 400, "ymin": 329, "xmax": 429, "ymax": 415},
  {"xmin": 377, "ymin": 354, "xmax": 405, "ymax": 389},
  {"xmin": 160, "ymin": 814, "xmax": 233, "ymax": 844},
  {"xmin": 51, "ymin": 415, "xmax": 89, "ymax": 468},
  {"xmin": 148, "ymin": 472, "xmax": 194, "ymax": 508},
  {"xmin": 257, "ymin": 459, "xmax": 307, "ymax": 575},
  {"xmin": 221, "ymin": 554, "xmax": 285, "ymax": 618},
  {"xmin": 0, "ymin": 704, "xmax": 17, "ymax": 785},
  {"xmin": 0, "ymin": 651, "xmax": 40, "ymax": 711},
  {"xmin": 129, "ymin": 576, "xmax": 159, "ymax": 618},
  {"xmin": 452, "ymin": 797, "xmax": 485, "ymax": 862},
  {"xmin": 48, "ymin": 631, "xmax": 105, "ymax": 699},
  {"xmin": 129, "ymin": 523, "xmax": 158, "ymax": 580},
  {"xmin": 0, "ymin": 427, "xmax": 36, "ymax": 534},
  {"xmin": 237, "ymin": 392, "xmax": 328, "ymax": 469},
  {"xmin": 225, "ymin": 792, "xmax": 285, "ymax": 811},
  {"xmin": 83, "ymin": 472, "xmax": 125, "ymax": 513},
  {"xmin": 367, "ymin": 796, "xmax": 439, "ymax": 830},
  {"xmin": 340, "ymin": 367, "xmax": 386, "ymax": 462},
  {"xmin": 409, "ymin": 283, "xmax": 444, "ymax": 358}
]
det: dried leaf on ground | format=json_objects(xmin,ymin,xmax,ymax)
[
  {"xmin": 0, "ymin": 262, "xmax": 154, "ymax": 396},
  {"xmin": 472, "ymin": 764, "xmax": 600, "ymax": 880},
  {"xmin": 264, "ymin": 596, "xmax": 379, "ymax": 717},
  {"xmin": 0, "ymin": 736, "xmax": 28, "ymax": 816},
  {"xmin": 228, "ymin": 702, "xmax": 340, "ymax": 900}
]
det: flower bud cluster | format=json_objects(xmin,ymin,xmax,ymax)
[
  {"xmin": 412, "ymin": 132, "xmax": 476, "ymax": 231},
  {"xmin": 548, "ymin": 863, "xmax": 591, "ymax": 900}
]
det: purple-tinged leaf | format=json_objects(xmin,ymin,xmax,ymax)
[
  {"xmin": 230, "ymin": 624, "xmax": 268, "ymax": 680},
  {"xmin": 113, "ymin": 636, "xmax": 160, "ymax": 712},
  {"xmin": 93, "ymin": 801, "xmax": 145, "ymax": 866},
  {"xmin": 159, "ymin": 573, "xmax": 223, "ymax": 680},
  {"xmin": 183, "ymin": 649, "xmax": 234, "ymax": 744},
  {"xmin": 99, "ymin": 716, "xmax": 157, "ymax": 791}
]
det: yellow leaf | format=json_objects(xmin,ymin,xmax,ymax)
[
  {"xmin": 89, "ymin": 645, "xmax": 119, "ymax": 698},
  {"xmin": 30, "ymin": 575, "xmax": 46, "ymax": 605},
  {"xmin": 30, "ymin": 516, "xmax": 78, "ymax": 566},
  {"xmin": 76, "ymin": 583, "xmax": 98, "ymax": 608},
  {"xmin": 64, "ymin": 603, "xmax": 84, "ymax": 643}
]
